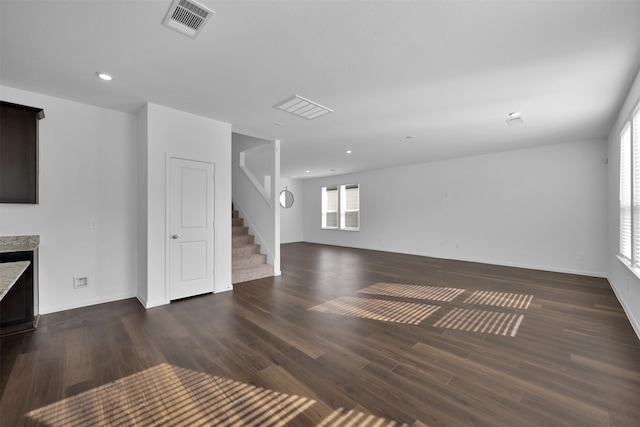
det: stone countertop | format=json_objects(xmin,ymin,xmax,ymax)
[
  {"xmin": 0, "ymin": 261, "xmax": 30, "ymax": 301},
  {"xmin": 0, "ymin": 235, "xmax": 40, "ymax": 253}
]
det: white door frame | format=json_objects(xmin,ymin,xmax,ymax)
[{"xmin": 165, "ymin": 154, "xmax": 216, "ymax": 301}]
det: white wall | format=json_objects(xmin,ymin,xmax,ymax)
[
  {"xmin": 280, "ymin": 177, "xmax": 304, "ymax": 244},
  {"xmin": 138, "ymin": 103, "xmax": 232, "ymax": 307},
  {"xmin": 245, "ymin": 143, "xmax": 273, "ymax": 194},
  {"xmin": 0, "ymin": 86, "xmax": 138, "ymax": 314},
  {"xmin": 607, "ymin": 68, "xmax": 640, "ymax": 337},
  {"xmin": 231, "ymin": 133, "xmax": 281, "ymax": 274},
  {"xmin": 303, "ymin": 139, "xmax": 609, "ymax": 277}
]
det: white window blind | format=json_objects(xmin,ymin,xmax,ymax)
[
  {"xmin": 633, "ymin": 108, "xmax": 640, "ymax": 264},
  {"xmin": 621, "ymin": 123, "xmax": 632, "ymax": 260},
  {"xmin": 341, "ymin": 184, "xmax": 360, "ymax": 229},
  {"xmin": 323, "ymin": 186, "xmax": 338, "ymax": 228}
]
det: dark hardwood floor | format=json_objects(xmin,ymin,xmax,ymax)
[{"xmin": 1, "ymin": 242, "xmax": 639, "ymax": 426}]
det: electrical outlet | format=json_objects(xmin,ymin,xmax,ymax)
[{"xmin": 73, "ymin": 277, "xmax": 88, "ymax": 288}]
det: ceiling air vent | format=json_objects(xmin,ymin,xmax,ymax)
[
  {"xmin": 162, "ymin": 0, "xmax": 214, "ymax": 39},
  {"xmin": 505, "ymin": 116, "xmax": 525, "ymax": 127},
  {"xmin": 275, "ymin": 95, "xmax": 333, "ymax": 120}
]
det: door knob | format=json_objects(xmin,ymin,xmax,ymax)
[{"xmin": 171, "ymin": 234, "xmax": 179, "ymax": 239}]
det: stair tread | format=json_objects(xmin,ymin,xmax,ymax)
[
  {"xmin": 233, "ymin": 264, "xmax": 273, "ymax": 272},
  {"xmin": 233, "ymin": 241, "xmax": 259, "ymax": 248},
  {"xmin": 232, "ymin": 226, "xmax": 249, "ymax": 235},
  {"xmin": 233, "ymin": 246, "xmax": 260, "ymax": 252},
  {"xmin": 233, "ymin": 243, "xmax": 260, "ymax": 249},
  {"xmin": 233, "ymin": 241, "xmax": 255, "ymax": 248},
  {"xmin": 232, "ymin": 264, "xmax": 274, "ymax": 284},
  {"xmin": 233, "ymin": 252, "xmax": 265, "ymax": 260},
  {"xmin": 233, "ymin": 235, "xmax": 254, "ymax": 242},
  {"xmin": 233, "ymin": 256, "xmax": 267, "ymax": 268}
]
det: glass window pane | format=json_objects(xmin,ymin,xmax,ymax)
[
  {"xmin": 326, "ymin": 212, "xmax": 338, "ymax": 228},
  {"xmin": 621, "ymin": 123, "xmax": 632, "ymax": 259},
  {"xmin": 345, "ymin": 186, "xmax": 359, "ymax": 210},
  {"xmin": 345, "ymin": 211, "xmax": 359, "ymax": 228},
  {"xmin": 633, "ymin": 109, "xmax": 640, "ymax": 264},
  {"xmin": 326, "ymin": 188, "xmax": 338, "ymax": 211}
]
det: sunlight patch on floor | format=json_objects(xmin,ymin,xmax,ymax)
[
  {"xmin": 26, "ymin": 363, "xmax": 315, "ymax": 426},
  {"xmin": 312, "ymin": 282, "xmax": 531, "ymax": 336},
  {"xmin": 433, "ymin": 308, "xmax": 524, "ymax": 336},
  {"xmin": 464, "ymin": 290, "xmax": 533, "ymax": 309},
  {"xmin": 359, "ymin": 282, "xmax": 464, "ymax": 302},
  {"xmin": 317, "ymin": 407, "xmax": 412, "ymax": 427},
  {"xmin": 309, "ymin": 296, "xmax": 440, "ymax": 325},
  {"xmin": 25, "ymin": 363, "xmax": 420, "ymax": 426}
]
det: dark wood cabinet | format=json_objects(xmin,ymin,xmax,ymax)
[
  {"xmin": 0, "ymin": 250, "xmax": 38, "ymax": 335},
  {"xmin": 0, "ymin": 101, "xmax": 44, "ymax": 204}
]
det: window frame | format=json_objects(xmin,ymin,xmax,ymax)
[
  {"xmin": 620, "ymin": 122, "xmax": 632, "ymax": 261},
  {"xmin": 340, "ymin": 184, "xmax": 360, "ymax": 231},
  {"xmin": 619, "ymin": 100, "xmax": 640, "ymax": 273},
  {"xmin": 321, "ymin": 186, "xmax": 339, "ymax": 229},
  {"xmin": 321, "ymin": 183, "xmax": 360, "ymax": 231}
]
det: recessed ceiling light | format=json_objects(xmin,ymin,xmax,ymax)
[
  {"xmin": 345, "ymin": 150, "xmax": 352, "ymax": 154},
  {"xmin": 305, "ymin": 170, "xmax": 310, "ymax": 173},
  {"xmin": 97, "ymin": 72, "xmax": 112, "ymax": 81},
  {"xmin": 508, "ymin": 111, "xmax": 521, "ymax": 117}
]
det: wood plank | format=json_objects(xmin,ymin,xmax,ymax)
[
  {"xmin": 0, "ymin": 350, "xmax": 38, "ymax": 426},
  {"xmin": 258, "ymin": 364, "xmax": 335, "ymax": 425},
  {"xmin": 62, "ymin": 327, "xmax": 93, "ymax": 391}
]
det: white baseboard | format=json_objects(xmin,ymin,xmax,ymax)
[
  {"xmin": 136, "ymin": 293, "xmax": 169, "ymax": 309},
  {"xmin": 41, "ymin": 292, "xmax": 137, "ymax": 315},
  {"xmin": 303, "ymin": 240, "xmax": 607, "ymax": 278},
  {"xmin": 438, "ymin": 254, "xmax": 607, "ymax": 278},
  {"xmin": 608, "ymin": 276, "xmax": 640, "ymax": 340}
]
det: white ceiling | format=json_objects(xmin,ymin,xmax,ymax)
[{"xmin": 1, "ymin": 0, "xmax": 639, "ymax": 179}]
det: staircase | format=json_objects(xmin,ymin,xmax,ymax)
[{"xmin": 232, "ymin": 205, "xmax": 274, "ymax": 284}]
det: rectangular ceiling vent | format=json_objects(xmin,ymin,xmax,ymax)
[
  {"xmin": 162, "ymin": 0, "xmax": 214, "ymax": 39},
  {"xmin": 506, "ymin": 116, "xmax": 525, "ymax": 127},
  {"xmin": 275, "ymin": 95, "xmax": 333, "ymax": 120}
]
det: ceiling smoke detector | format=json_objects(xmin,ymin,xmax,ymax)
[
  {"xmin": 162, "ymin": 0, "xmax": 214, "ymax": 39},
  {"xmin": 275, "ymin": 95, "xmax": 333, "ymax": 120}
]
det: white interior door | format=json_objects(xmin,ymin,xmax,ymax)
[{"xmin": 169, "ymin": 158, "xmax": 215, "ymax": 300}]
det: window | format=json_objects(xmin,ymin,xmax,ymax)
[
  {"xmin": 620, "ymin": 103, "xmax": 640, "ymax": 265},
  {"xmin": 620, "ymin": 123, "xmax": 631, "ymax": 260},
  {"xmin": 341, "ymin": 184, "xmax": 360, "ymax": 229},
  {"xmin": 322, "ymin": 184, "xmax": 360, "ymax": 230},
  {"xmin": 322, "ymin": 186, "xmax": 339, "ymax": 229}
]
